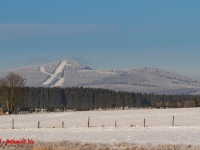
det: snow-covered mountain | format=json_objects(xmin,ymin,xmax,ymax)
[{"xmin": 0, "ymin": 60, "xmax": 200, "ymax": 95}]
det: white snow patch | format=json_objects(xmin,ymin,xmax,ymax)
[{"xmin": 40, "ymin": 66, "xmax": 50, "ymax": 75}]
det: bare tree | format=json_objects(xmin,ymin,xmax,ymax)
[{"xmin": 0, "ymin": 72, "xmax": 26, "ymax": 114}]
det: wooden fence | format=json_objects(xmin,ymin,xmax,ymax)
[{"xmin": 9, "ymin": 116, "xmax": 176, "ymax": 129}]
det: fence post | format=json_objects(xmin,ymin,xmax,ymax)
[
  {"xmin": 11, "ymin": 119, "xmax": 14, "ymax": 129},
  {"xmin": 115, "ymin": 121, "xmax": 117, "ymax": 128},
  {"xmin": 88, "ymin": 116, "xmax": 90, "ymax": 128},
  {"xmin": 62, "ymin": 121, "xmax": 64, "ymax": 128},
  {"xmin": 38, "ymin": 121, "xmax": 40, "ymax": 128},
  {"xmin": 144, "ymin": 119, "xmax": 146, "ymax": 127},
  {"xmin": 172, "ymin": 115, "xmax": 174, "ymax": 126}
]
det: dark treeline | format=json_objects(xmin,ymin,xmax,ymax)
[{"xmin": 17, "ymin": 86, "xmax": 200, "ymax": 111}]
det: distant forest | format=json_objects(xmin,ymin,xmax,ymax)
[{"xmin": 14, "ymin": 87, "xmax": 200, "ymax": 111}]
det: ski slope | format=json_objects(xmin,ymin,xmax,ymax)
[{"xmin": 42, "ymin": 60, "xmax": 66, "ymax": 86}]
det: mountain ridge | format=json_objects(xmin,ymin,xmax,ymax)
[{"xmin": 0, "ymin": 59, "xmax": 200, "ymax": 95}]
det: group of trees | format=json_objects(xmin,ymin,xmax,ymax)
[
  {"xmin": 0, "ymin": 72, "xmax": 199, "ymax": 114},
  {"xmin": 0, "ymin": 72, "xmax": 26, "ymax": 114},
  {"xmin": 21, "ymin": 87, "xmax": 199, "ymax": 111}
]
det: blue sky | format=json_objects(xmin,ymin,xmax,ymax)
[{"xmin": 0, "ymin": 1, "xmax": 200, "ymax": 78}]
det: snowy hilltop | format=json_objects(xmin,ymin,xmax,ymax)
[{"xmin": 0, "ymin": 59, "xmax": 200, "ymax": 95}]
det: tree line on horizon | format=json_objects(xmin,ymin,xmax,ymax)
[
  {"xmin": 0, "ymin": 72, "xmax": 199, "ymax": 113},
  {"xmin": 17, "ymin": 86, "xmax": 199, "ymax": 111}
]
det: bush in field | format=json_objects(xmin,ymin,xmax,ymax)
[
  {"xmin": 46, "ymin": 106, "xmax": 54, "ymax": 112},
  {"xmin": 59, "ymin": 104, "xmax": 65, "ymax": 111}
]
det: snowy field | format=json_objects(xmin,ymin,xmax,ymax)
[{"xmin": 1, "ymin": 108, "xmax": 200, "ymax": 146}]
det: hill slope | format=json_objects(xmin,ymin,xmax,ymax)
[{"xmin": 0, "ymin": 60, "xmax": 200, "ymax": 94}]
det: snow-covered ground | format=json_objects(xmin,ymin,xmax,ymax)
[{"xmin": 0, "ymin": 108, "xmax": 200, "ymax": 145}]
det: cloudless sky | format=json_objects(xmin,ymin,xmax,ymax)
[{"xmin": 0, "ymin": 0, "xmax": 200, "ymax": 78}]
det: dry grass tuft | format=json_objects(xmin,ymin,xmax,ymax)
[
  {"xmin": 45, "ymin": 126, "xmax": 57, "ymax": 128},
  {"xmin": 33, "ymin": 147, "xmax": 52, "ymax": 150}
]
